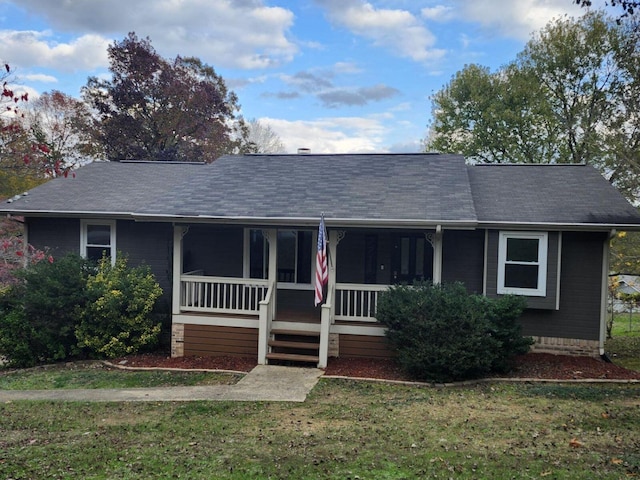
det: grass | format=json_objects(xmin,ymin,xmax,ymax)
[
  {"xmin": 609, "ymin": 311, "xmax": 640, "ymax": 337},
  {"xmin": 606, "ymin": 314, "xmax": 640, "ymax": 371},
  {"xmin": 0, "ymin": 362, "xmax": 242, "ymax": 390},
  {"xmin": 0, "ymin": 380, "xmax": 638, "ymax": 479}
]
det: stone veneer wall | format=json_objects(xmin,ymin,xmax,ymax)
[
  {"xmin": 171, "ymin": 323, "xmax": 184, "ymax": 358},
  {"xmin": 530, "ymin": 336, "xmax": 600, "ymax": 357}
]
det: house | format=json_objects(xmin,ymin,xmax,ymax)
[
  {"xmin": 611, "ymin": 274, "xmax": 640, "ymax": 313},
  {"xmin": 2, "ymin": 153, "xmax": 640, "ymax": 367}
]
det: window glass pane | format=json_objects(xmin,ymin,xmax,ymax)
[
  {"xmin": 506, "ymin": 238, "xmax": 539, "ymax": 262},
  {"xmin": 87, "ymin": 225, "xmax": 111, "ymax": 246},
  {"xmin": 400, "ymin": 237, "xmax": 410, "ymax": 275},
  {"xmin": 277, "ymin": 231, "xmax": 296, "ymax": 282},
  {"xmin": 504, "ymin": 264, "xmax": 539, "ymax": 289},
  {"xmin": 297, "ymin": 231, "xmax": 312, "ymax": 283},
  {"xmin": 87, "ymin": 246, "xmax": 111, "ymax": 262},
  {"xmin": 249, "ymin": 230, "xmax": 266, "ymax": 279},
  {"xmin": 415, "ymin": 238, "xmax": 425, "ymax": 277}
]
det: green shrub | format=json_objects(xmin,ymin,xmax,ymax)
[
  {"xmin": 0, "ymin": 254, "xmax": 91, "ymax": 367},
  {"xmin": 76, "ymin": 256, "xmax": 162, "ymax": 358},
  {"xmin": 377, "ymin": 282, "xmax": 531, "ymax": 382}
]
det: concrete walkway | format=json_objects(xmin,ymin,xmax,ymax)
[{"xmin": 0, "ymin": 365, "xmax": 324, "ymax": 403}]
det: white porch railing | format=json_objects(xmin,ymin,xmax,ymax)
[
  {"xmin": 334, "ymin": 283, "xmax": 388, "ymax": 322},
  {"xmin": 257, "ymin": 280, "xmax": 276, "ymax": 365},
  {"xmin": 180, "ymin": 274, "xmax": 269, "ymax": 315}
]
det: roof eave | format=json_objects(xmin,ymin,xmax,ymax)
[{"xmin": 477, "ymin": 220, "xmax": 640, "ymax": 231}]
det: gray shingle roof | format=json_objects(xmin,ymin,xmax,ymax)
[
  {"xmin": 467, "ymin": 163, "xmax": 640, "ymax": 226},
  {"xmin": 2, "ymin": 154, "xmax": 639, "ymax": 228}
]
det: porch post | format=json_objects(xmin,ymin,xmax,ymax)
[
  {"xmin": 433, "ymin": 225, "xmax": 443, "ymax": 284},
  {"xmin": 267, "ymin": 228, "xmax": 277, "ymax": 314},
  {"xmin": 172, "ymin": 225, "xmax": 185, "ymax": 315},
  {"xmin": 258, "ymin": 229, "xmax": 278, "ymax": 365},
  {"xmin": 328, "ymin": 230, "xmax": 338, "ymax": 319}
]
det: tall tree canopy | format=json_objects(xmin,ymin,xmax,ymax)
[
  {"xmin": 1, "ymin": 63, "xmax": 49, "ymax": 198},
  {"xmin": 83, "ymin": 33, "xmax": 247, "ymax": 163},
  {"xmin": 26, "ymin": 91, "xmax": 99, "ymax": 173},
  {"xmin": 245, "ymin": 118, "xmax": 287, "ymax": 154},
  {"xmin": 426, "ymin": 12, "xmax": 640, "ymax": 201}
]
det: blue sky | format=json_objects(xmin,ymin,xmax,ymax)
[{"xmin": 0, "ymin": 0, "xmax": 598, "ymax": 153}]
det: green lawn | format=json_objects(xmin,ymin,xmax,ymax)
[
  {"xmin": 610, "ymin": 311, "xmax": 640, "ymax": 337},
  {"xmin": 1, "ymin": 380, "xmax": 639, "ymax": 479},
  {"xmin": 0, "ymin": 362, "xmax": 242, "ymax": 390}
]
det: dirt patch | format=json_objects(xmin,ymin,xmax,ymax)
[{"xmin": 113, "ymin": 352, "xmax": 640, "ymax": 381}]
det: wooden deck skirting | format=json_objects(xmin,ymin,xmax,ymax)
[
  {"xmin": 180, "ymin": 324, "xmax": 259, "ymax": 358},
  {"xmin": 337, "ymin": 334, "xmax": 395, "ymax": 359}
]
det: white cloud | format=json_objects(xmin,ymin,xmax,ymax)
[
  {"xmin": 260, "ymin": 116, "xmax": 388, "ymax": 153},
  {"xmin": 0, "ymin": 31, "xmax": 109, "ymax": 72},
  {"xmin": 21, "ymin": 73, "xmax": 57, "ymax": 83},
  {"xmin": 8, "ymin": 0, "xmax": 298, "ymax": 70},
  {"xmin": 315, "ymin": 0, "xmax": 444, "ymax": 62},
  {"xmin": 421, "ymin": 5, "xmax": 455, "ymax": 21},
  {"xmin": 449, "ymin": 0, "xmax": 582, "ymax": 40}
]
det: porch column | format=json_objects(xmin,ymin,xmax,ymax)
[
  {"xmin": 267, "ymin": 228, "xmax": 277, "ymax": 312},
  {"xmin": 433, "ymin": 225, "xmax": 443, "ymax": 284},
  {"xmin": 172, "ymin": 225, "xmax": 185, "ymax": 315}
]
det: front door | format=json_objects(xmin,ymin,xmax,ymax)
[{"xmin": 391, "ymin": 234, "xmax": 433, "ymax": 284}]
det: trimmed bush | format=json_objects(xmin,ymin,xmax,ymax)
[
  {"xmin": 377, "ymin": 282, "xmax": 531, "ymax": 382},
  {"xmin": 75, "ymin": 256, "xmax": 162, "ymax": 358},
  {"xmin": 0, "ymin": 254, "xmax": 91, "ymax": 367}
]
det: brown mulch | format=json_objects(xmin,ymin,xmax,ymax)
[{"xmin": 112, "ymin": 352, "xmax": 640, "ymax": 382}]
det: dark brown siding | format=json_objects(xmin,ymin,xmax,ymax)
[
  {"xmin": 339, "ymin": 334, "xmax": 394, "ymax": 358},
  {"xmin": 27, "ymin": 217, "xmax": 80, "ymax": 257},
  {"xmin": 442, "ymin": 229, "xmax": 485, "ymax": 293},
  {"xmin": 183, "ymin": 225, "xmax": 243, "ymax": 277},
  {"xmin": 518, "ymin": 232, "xmax": 605, "ymax": 341},
  {"xmin": 183, "ymin": 324, "xmax": 258, "ymax": 357}
]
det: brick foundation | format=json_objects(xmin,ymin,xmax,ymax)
[
  {"xmin": 530, "ymin": 336, "xmax": 600, "ymax": 357},
  {"xmin": 171, "ymin": 323, "xmax": 184, "ymax": 358}
]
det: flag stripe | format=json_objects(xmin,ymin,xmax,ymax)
[{"xmin": 315, "ymin": 216, "xmax": 328, "ymax": 306}]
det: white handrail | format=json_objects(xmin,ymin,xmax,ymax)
[
  {"xmin": 180, "ymin": 275, "xmax": 269, "ymax": 314},
  {"xmin": 257, "ymin": 280, "xmax": 275, "ymax": 365},
  {"xmin": 334, "ymin": 283, "xmax": 388, "ymax": 322}
]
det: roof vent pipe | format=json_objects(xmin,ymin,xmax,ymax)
[{"xmin": 297, "ymin": 148, "xmax": 311, "ymax": 154}]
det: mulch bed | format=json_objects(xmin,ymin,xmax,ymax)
[{"xmin": 112, "ymin": 352, "xmax": 640, "ymax": 382}]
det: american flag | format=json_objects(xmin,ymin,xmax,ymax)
[{"xmin": 315, "ymin": 215, "xmax": 328, "ymax": 306}]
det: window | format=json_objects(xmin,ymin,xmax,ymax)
[
  {"xmin": 497, "ymin": 231, "xmax": 547, "ymax": 296},
  {"xmin": 245, "ymin": 229, "xmax": 313, "ymax": 285},
  {"xmin": 81, "ymin": 220, "xmax": 116, "ymax": 264}
]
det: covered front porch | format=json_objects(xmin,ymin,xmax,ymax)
[{"xmin": 170, "ymin": 224, "xmax": 448, "ymax": 368}]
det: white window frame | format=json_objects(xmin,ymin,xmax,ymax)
[
  {"xmin": 497, "ymin": 231, "xmax": 548, "ymax": 297},
  {"xmin": 81, "ymin": 219, "xmax": 116, "ymax": 265}
]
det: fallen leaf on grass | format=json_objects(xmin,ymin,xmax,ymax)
[
  {"xmin": 569, "ymin": 438, "xmax": 583, "ymax": 448},
  {"xmin": 611, "ymin": 458, "xmax": 623, "ymax": 465}
]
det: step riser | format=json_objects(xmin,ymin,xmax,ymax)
[{"xmin": 268, "ymin": 330, "xmax": 321, "ymax": 365}]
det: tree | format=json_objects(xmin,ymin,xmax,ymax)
[
  {"xmin": 427, "ymin": 12, "xmax": 640, "ymax": 200},
  {"xmin": 0, "ymin": 63, "xmax": 50, "ymax": 198},
  {"xmin": 244, "ymin": 118, "xmax": 287, "ymax": 154},
  {"xmin": 83, "ymin": 33, "xmax": 248, "ymax": 163},
  {"xmin": 575, "ymin": 0, "xmax": 638, "ymax": 20},
  {"xmin": 26, "ymin": 91, "xmax": 101, "ymax": 173}
]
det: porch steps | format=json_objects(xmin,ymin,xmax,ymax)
[{"xmin": 266, "ymin": 329, "xmax": 320, "ymax": 365}]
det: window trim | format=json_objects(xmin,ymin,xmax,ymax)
[
  {"xmin": 243, "ymin": 228, "xmax": 315, "ymax": 288},
  {"xmin": 497, "ymin": 231, "xmax": 548, "ymax": 297},
  {"xmin": 81, "ymin": 219, "xmax": 116, "ymax": 265}
]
